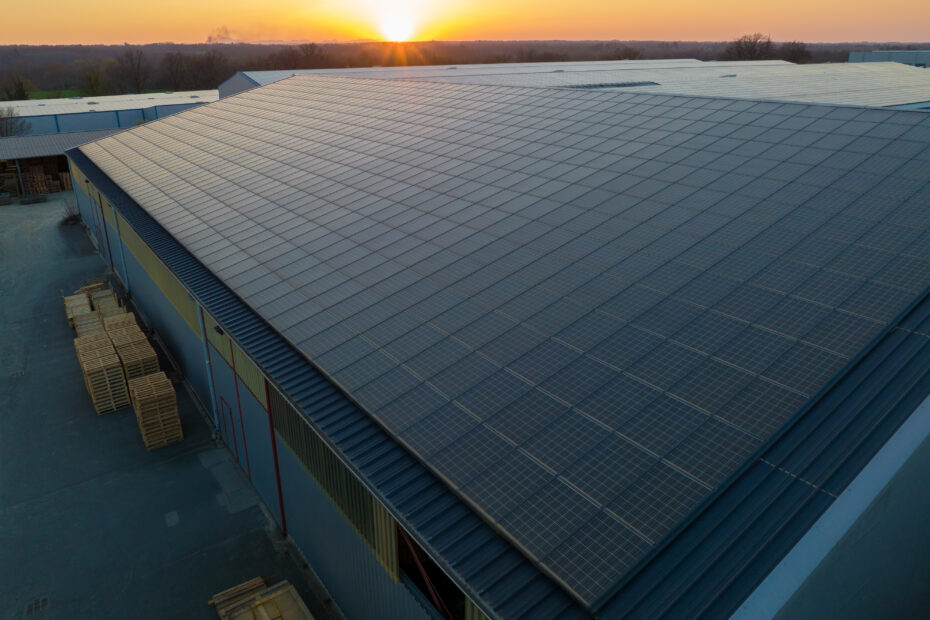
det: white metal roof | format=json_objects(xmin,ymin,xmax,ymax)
[
  {"xmin": 230, "ymin": 61, "xmax": 930, "ymax": 108},
  {"xmin": 236, "ymin": 59, "xmax": 789, "ymax": 87},
  {"xmin": 3, "ymin": 90, "xmax": 218, "ymax": 117}
]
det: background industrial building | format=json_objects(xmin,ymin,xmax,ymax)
[
  {"xmin": 1, "ymin": 90, "xmax": 217, "ymax": 199},
  {"xmin": 850, "ymin": 50, "xmax": 930, "ymax": 68},
  {"xmin": 63, "ymin": 70, "xmax": 930, "ymax": 619},
  {"xmin": 220, "ymin": 59, "xmax": 930, "ymax": 109}
]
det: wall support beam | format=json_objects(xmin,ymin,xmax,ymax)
[{"xmin": 196, "ymin": 304, "xmax": 220, "ymax": 431}]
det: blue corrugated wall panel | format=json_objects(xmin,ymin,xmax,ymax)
[
  {"xmin": 120, "ymin": 247, "xmax": 211, "ymax": 408},
  {"xmin": 153, "ymin": 103, "xmax": 202, "ymax": 118},
  {"xmin": 276, "ymin": 443, "xmax": 433, "ymax": 620},
  {"xmin": 116, "ymin": 109, "xmax": 144, "ymax": 127},
  {"xmin": 105, "ymin": 220, "xmax": 128, "ymax": 286},
  {"xmin": 206, "ymin": 344, "xmax": 283, "ymax": 526},
  {"xmin": 58, "ymin": 111, "xmax": 121, "ymax": 132},
  {"xmin": 20, "ymin": 115, "xmax": 58, "ymax": 135},
  {"xmin": 235, "ymin": 375, "xmax": 281, "ymax": 525},
  {"xmin": 72, "ymin": 183, "xmax": 99, "ymax": 247}
]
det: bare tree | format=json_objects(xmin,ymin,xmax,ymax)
[
  {"xmin": 0, "ymin": 107, "xmax": 30, "ymax": 137},
  {"xmin": 780, "ymin": 41, "xmax": 811, "ymax": 64},
  {"xmin": 603, "ymin": 45, "xmax": 643, "ymax": 61},
  {"xmin": 2, "ymin": 74, "xmax": 30, "ymax": 101},
  {"xmin": 114, "ymin": 48, "xmax": 151, "ymax": 94},
  {"xmin": 193, "ymin": 50, "xmax": 231, "ymax": 88},
  {"xmin": 722, "ymin": 33, "xmax": 774, "ymax": 61},
  {"xmin": 161, "ymin": 52, "xmax": 191, "ymax": 91}
]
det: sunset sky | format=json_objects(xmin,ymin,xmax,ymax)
[{"xmin": 5, "ymin": 0, "xmax": 930, "ymax": 45}]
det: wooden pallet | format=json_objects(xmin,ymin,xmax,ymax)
[
  {"xmin": 81, "ymin": 351, "xmax": 130, "ymax": 414},
  {"xmin": 77, "ymin": 280, "xmax": 106, "ymax": 296},
  {"xmin": 128, "ymin": 372, "xmax": 183, "ymax": 450},
  {"xmin": 92, "ymin": 290, "xmax": 123, "ymax": 318},
  {"xmin": 104, "ymin": 312, "xmax": 138, "ymax": 331},
  {"xmin": 108, "ymin": 325, "xmax": 147, "ymax": 349},
  {"xmin": 209, "ymin": 578, "xmax": 313, "ymax": 620},
  {"xmin": 64, "ymin": 293, "xmax": 92, "ymax": 327},
  {"xmin": 116, "ymin": 341, "xmax": 160, "ymax": 379},
  {"xmin": 74, "ymin": 333, "xmax": 114, "ymax": 361},
  {"xmin": 74, "ymin": 313, "xmax": 105, "ymax": 337}
]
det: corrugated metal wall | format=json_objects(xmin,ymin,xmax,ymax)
[
  {"xmin": 18, "ymin": 103, "xmax": 205, "ymax": 136},
  {"xmin": 277, "ymin": 443, "xmax": 433, "ymax": 620},
  {"xmin": 69, "ymin": 156, "xmax": 442, "ymax": 620}
]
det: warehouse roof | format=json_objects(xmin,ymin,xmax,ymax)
[
  {"xmin": 230, "ymin": 59, "xmax": 787, "ymax": 86},
  {"xmin": 4, "ymin": 90, "xmax": 218, "ymax": 117},
  {"xmin": 77, "ymin": 76, "xmax": 930, "ymax": 611},
  {"xmin": 223, "ymin": 61, "xmax": 930, "ymax": 107},
  {"xmin": 430, "ymin": 61, "xmax": 930, "ymax": 107},
  {"xmin": 0, "ymin": 128, "xmax": 122, "ymax": 160}
]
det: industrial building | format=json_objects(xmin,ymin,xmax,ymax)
[
  {"xmin": 5, "ymin": 90, "xmax": 217, "ymax": 136},
  {"xmin": 216, "ymin": 59, "xmax": 792, "ymax": 97},
  {"xmin": 850, "ymin": 50, "xmax": 930, "ymax": 68},
  {"xmin": 1, "ymin": 90, "xmax": 217, "ymax": 198},
  {"xmin": 67, "ymin": 75, "xmax": 930, "ymax": 619},
  {"xmin": 220, "ymin": 59, "xmax": 930, "ymax": 109}
]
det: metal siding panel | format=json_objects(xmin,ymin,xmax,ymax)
[
  {"xmin": 233, "ymin": 344, "xmax": 269, "ymax": 409},
  {"xmin": 106, "ymin": 218, "xmax": 128, "ymax": 288},
  {"xmin": 120, "ymin": 244, "xmax": 212, "ymax": 408},
  {"xmin": 118, "ymin": 219, "xmax": 200, "ymax": 334},
  {"xmin": 58, "ymin": 110, "xmax": 121, "ymax": 132},
  {"xmin": 276, "ymin": 442, "xmax": 433, "ymax": 620},
  {"xmin": 18, "ymin": 115, "xmax": 56, "ymax": 135},
  {"xmin": 237, "ymin": 375, "xmax": 282, "ymax": 525},
  {"xmin": 210, "ymin": 343, "xmax": 250, "ymax": 469}
]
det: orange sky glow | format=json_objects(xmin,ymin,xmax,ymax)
[{"xmin": 4, "ymin": 0, "xmax": 930, "ymax": 45}]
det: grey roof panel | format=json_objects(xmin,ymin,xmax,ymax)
[
  {"xmin": 0, "ymin": 129, "xmax": 123, "ymax": 160},
  {"xmin": 79, "ymin": 75, "xmax": 930, "ymax": 607}
]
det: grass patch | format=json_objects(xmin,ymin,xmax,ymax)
[{"xmin": 29, "ymin": 90, "xmax": 81, "ymax": 99}]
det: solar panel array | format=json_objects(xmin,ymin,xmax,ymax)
[{"xmin": 80, "ymin": 76, "xmax": 930, "ymax": 606}]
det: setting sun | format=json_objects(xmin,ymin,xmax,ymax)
[{"xmin": 379, "ymin": 13, "xmax": 415, "ymax": 41}]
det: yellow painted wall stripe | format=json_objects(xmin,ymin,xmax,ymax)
[{"xmin": 114, "ymin": 211, "xmax": 200, "ymax": 334}]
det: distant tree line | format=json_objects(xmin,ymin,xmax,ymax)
[
  {"xmin": 0, "ymin": 36, "xmax": 921, "ymax": 100},
  {"xmin": 722, "ymin": 33, "xmax": 811, "ymax": 63}
]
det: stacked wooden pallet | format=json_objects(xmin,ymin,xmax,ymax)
[
  {"xmin": 108, "ymin": 324, "xmax": 159, "ymax": 379},
  {"xmin": 64, "ymin": 293, "xmax": 92, "ymax": 327},
  {"xmin": 78, "ymin": 281, "xmax": 106, "ymax": 296},
  {"xmin": 128, "ymin": 372, "xmax": 183, "ymax": 450},
  {"xmin": 60, "ymin": 171, "xmax": 73, "ymax": 191},
  {"xmin": 103, "ymin": 312, "xmax": 138, "ymax": 331},
  {"xmin": 23, "ymin": 173, "xmax": 49, "ymax": 195},
  {"xmin": 74, "ymin": 312, "xmax": 105, "ymax": 337},
  {"xmin": 209, "ymin": 577, "xmax": 314, "ymax": 619},
  {"xmin": 74, "ymin": 332, "xmax": 112, "ymax": 359},
  {"xmin": 91, "ymin": 289, "xmax": 123, "ymax": 318},
  {"xmin": 75, "ymin": 336, "xmax": 130, "ymax": 414}
]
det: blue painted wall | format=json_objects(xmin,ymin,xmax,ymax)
[
  {"xmin": 206, "ymin": 344, "xmax": 283, "ymax": 526},
  {"xmin": 22, "ymin": 102, "xmax": 206, "ymax": 136},
  {"xmin": 276, "ymin": 443, "xmax": 433, "ymax": 620}
]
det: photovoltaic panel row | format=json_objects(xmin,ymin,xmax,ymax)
[{"xmin": 80, "ymin": 75, "xmax": 930, "ymax": 606}]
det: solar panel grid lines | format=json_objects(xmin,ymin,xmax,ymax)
[{"xmin": 81, "ymin": 76, "xmax": 930, "ymax": 607}]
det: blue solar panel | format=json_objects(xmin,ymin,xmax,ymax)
[{"xmin": 80, "ymin": 75, "xmax": 930, "ymax": 606}]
